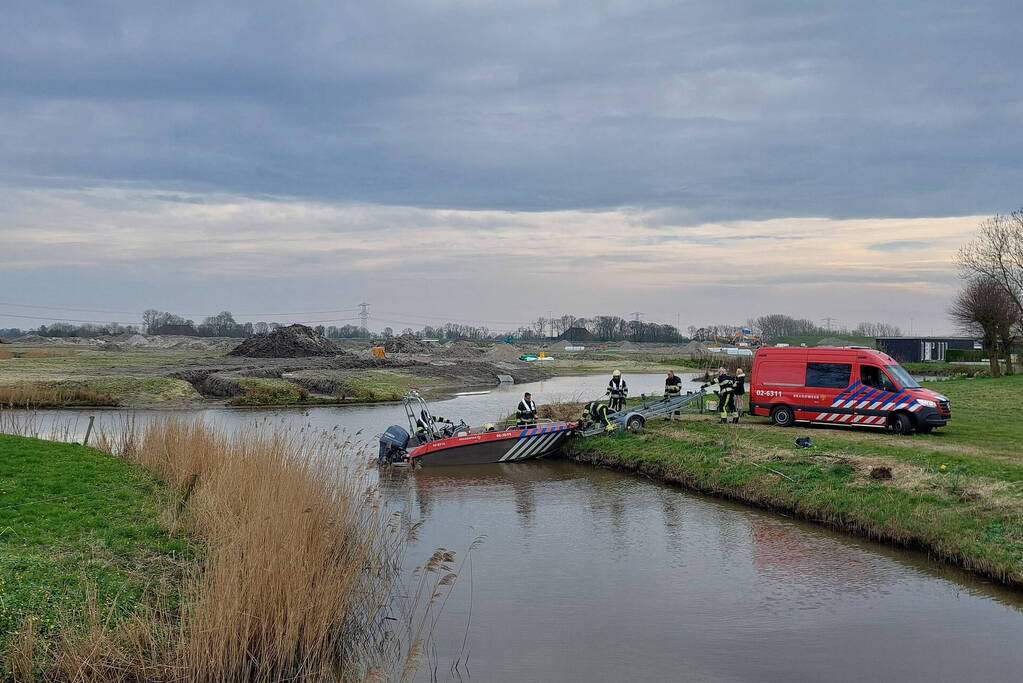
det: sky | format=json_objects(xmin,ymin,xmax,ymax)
[{"xmin": 2, "ymin": 0, "xmax": 1021, "ymax": 335}]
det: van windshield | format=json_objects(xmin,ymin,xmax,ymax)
[{"xmin": 885, "ymin": 364, "xmax": 920, "ymax": 389}]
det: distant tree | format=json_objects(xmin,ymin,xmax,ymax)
[
  {"xmin": 198, "ymin": 311, "xmax": 244, "ymax": 337},
  {"xmin": 382, "ymin": 327, "xmax": 394, "ymax": 338},
  {"xmin": 957, "ymin": 210, "xmax": 1023, "ymax": 321},
  {"xmin": 754, "ymin": 314, "xmax": 820, "ymax": 340},
  {"xmin": 314, "ymin": 325, "xmax": 326, "ymax": 337},
  {"xmin": 854, "ymin": 321, "xmax": 903, "ymax": 337},
  {"xmin": 254, "ymin": 321, "xmax": 270, "ymax": 335},
  {"xmin": 142, "ymin": 309, "xmax": 161, "ymax": 334},
  {"xmin": 949, "ymin": 277, "xmax": 1017, "ymax": 376}
]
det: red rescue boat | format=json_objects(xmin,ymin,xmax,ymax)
[{"xmin": 377, "ymin": 390, "xmax": 576, "ymax": 466}]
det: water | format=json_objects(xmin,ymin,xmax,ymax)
[{"xmin": 5, "ymin": 373, "xmax": 1023, "ymax": 681}]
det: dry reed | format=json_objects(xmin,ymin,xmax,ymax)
[
  {"xmin": 0, "ymin": 386, "xmax": 118, "ymax": 408},
  {"xmin": 40, "ymin": 418, "xmax": 450, "ymax": 682}
]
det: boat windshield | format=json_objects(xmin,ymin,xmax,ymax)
[{"xmin": 885, "ymin": 364, "xmax": 920, "ymax": 389}]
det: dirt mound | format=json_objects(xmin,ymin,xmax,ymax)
[
  {"xmin": 383, "ymin": 334, "xmax": 427, "ymax": 353},
  {"xmin": 678, "ymin": 341, "xmax": 709, "ymax": 354},
  {"xmin": 444, "ymin": 340, "xmax": 486, "ymax": 357},
  {"xmin": 228, "ymin": 324, "xmax": 340, "ymax": 358},
  {"xmin": 485, "ymin": 343, "xmax": 524, "ymax": 362},
  {"xmin": 12, "ymin": 334, "xmax": 59, "ymax": 345}
]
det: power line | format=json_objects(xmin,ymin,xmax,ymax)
[
  {"xmin": 374, "ymin": 310, "xmax": 532, "ymax": 326},
  {"xmin": 0, "ymin": 310, "xmax": 362, "ymax": 326},
  {"xmin": 0, "ymin": 312, "xmax": 140, "ymax": 325},
  {"xmin": 0, "ymin": 301, "xmax": 361, "ymax": 317}
]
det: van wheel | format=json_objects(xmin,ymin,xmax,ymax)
[
  {"xmin": 626, "ymin": 415, "xmax": 645, "ymax": 432},
  {"xmin": 771, "ymin": 406, "xmax": 795, "ymax": 427},
  {"xmin": 888, "ymin": 413, "xmax": 914, "ymax": 435}
]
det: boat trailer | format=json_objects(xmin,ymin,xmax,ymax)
[{"xmin": 576, "ymin": 390, "xmax": 706, "ymax": 437}]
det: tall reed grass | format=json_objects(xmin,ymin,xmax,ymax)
[
  {"xmin": 20, "ymin": 418, "xmax": 453, "ymax": 682},
  {"xmin": 0, "ymin": 385, "xmax": 118, "ymax": 408}
]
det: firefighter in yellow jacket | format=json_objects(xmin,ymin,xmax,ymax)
[{"xmin": 702, "ymin": 367, "xmax": 738, "ymax": 424}]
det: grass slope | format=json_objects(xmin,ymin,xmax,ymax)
[
  {"xmin": 566, "ymin": 375, "xmax": 1023, "ymax": 586},
  {"xmin": 0, "ymin": 435, "xmax": 188, "ymax": 657}
]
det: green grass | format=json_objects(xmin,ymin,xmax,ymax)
[
  {"xmin": 0, "ymin": 348, "xmax": 213, "ymax": 379},
  {"xmin": 0, "ymin": 377, "xmax": 200, "ymax": 407},
  {"xmin": 342, "ymin": 371, "xmax": 438, "ymax": 402},
  {"xmin": 0, "ymin": 435, "xmax": 190, "ymax": 656},
  {"xmin": 229, "ymin": 378, "xmax": 312, "ymax": 406},
  {"xmin": 566, "ymin": 374, "xmax": 1023, "ymax": 587}
]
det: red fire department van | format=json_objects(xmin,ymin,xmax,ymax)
[{"xmin": 749, "ymin": 346, "xmax": 951, "ymax": 434}]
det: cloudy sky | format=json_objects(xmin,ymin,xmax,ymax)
[{"xmin": 2, "ymin": 0, "xmax": 1020, "ymax": 334}]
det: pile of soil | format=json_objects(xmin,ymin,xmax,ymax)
[
  {"xmin": 444, "ymin": 340, "xmax": 486, "ymax": 357},
  {"xmin": 228, "ymin": 324, "xmax": 340, "ymax": 358},
  {"xmin": 678, "ymin": 341, "xmax": 710, "ymax": 354},
  {"xmin": 485, "ymin": 343, "xmax": 524, "ymax": 362},
  {"xmin": 383, "ymin": 334, "xmax": 427, "ymax": 353}
]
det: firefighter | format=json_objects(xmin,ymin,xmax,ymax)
[
  {"xmin": 734, "ymin": 367, "xmax": 746, "ymax": 416},
  {"xmin": 415, "ymin": 410, "xmax": 453, "ymax": 441},
  {"xmin": 663, "ymin": 370, "xmax": 683, "ymax": 421},
  {"xmin": 606, "ymin": 369, "xmax": 628, "ymax": 411},
  {"xmin": 583, "ymin": 400, "xmax": 617, "ymax": 432},
  {"xmin": 702, "ymin": 367, "xmax": 738, "ymax": 424},
  {"xmin": 516, "ymin": 392, "xmax": 538, "ymax": 427}
]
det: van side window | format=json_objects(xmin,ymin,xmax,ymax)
[
  {"xmin": 861, "ymin": 365, "xmax": 897, "ymax": 392},
  {"xmin": 806, "ymin": 362, "xmax": 852, "ymax": 389}
]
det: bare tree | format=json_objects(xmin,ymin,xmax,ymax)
[
  {"xmin": 854, "ymin": 321, "xmax": 903, "ymax": 337},
  {"xmin": 949, "ymin": 277, "xmax": 1018, "ymax": 376},
  {"xmin": 957, "ymin": 211, "xmax": 1023, "ymax": 319}
]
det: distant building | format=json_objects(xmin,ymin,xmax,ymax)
[
  {"xmin": 558, "ymin": 326, "xmax": 595, "ymax": 342},
  {"xmin": 154, "ymin": 323, "xmax": 198, "ymax": 336},
  {"xmin": 875, "ymin": 337, "xmax": 979, "ymax": 363}
]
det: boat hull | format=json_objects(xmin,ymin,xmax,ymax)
[{"xmin": 408, "ymin": 423, "xmax": 575, "ymax": 466}]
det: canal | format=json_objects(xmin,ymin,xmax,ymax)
[{"xmin": 4, "ymin": 372, "xmax": 1023, "ymax": 681}]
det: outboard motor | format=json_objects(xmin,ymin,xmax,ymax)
[{"xmin": 378, "ymin": 424, "xmax": 411, "ymax": 465}]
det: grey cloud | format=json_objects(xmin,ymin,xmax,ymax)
[{"xmin": 2, "ymin": 1, "xmax": 1021, "ymax": 219}]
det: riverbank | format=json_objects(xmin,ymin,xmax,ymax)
[
  {"xmin": 0, "ymin": 340, "xmax": 694, "ymax": 409},
  {"xmin": 0, "ymin": 434, "xmax": 190, "ymax": 677},
  {"xmin": 564, "ymin": 374, "xmax": 1023, "ymax": 589},
  {"xmin": 1, "ymin": 422, "xmax": 445, "ymax": 680}
]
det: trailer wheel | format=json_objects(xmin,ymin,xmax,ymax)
[
  {"xmin": 626, "ymin": 415, "xmax": 645, "ymax": 432},
  {"xmin": 888, "ymin": 412, "xmax": 915, "ymax": 435},
  {"xmin": 771, "ymin": 405, "xmax": 795, "ymax": 427}
]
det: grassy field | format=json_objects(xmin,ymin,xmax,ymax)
[
  {"xmin": 566, "ymin": 375, "xmax": 1023, "ymax": 587},
  {"xmin": 0, "ymin": 435, "xmax": 189, "ymax": 673},
  {"xmin": 0, "ymin": 346, "xmax": 210, "ymax": 407}
]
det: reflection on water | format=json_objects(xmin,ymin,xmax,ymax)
[
  {"xmin": 4, "ymin": 374, "xmax": 1023, "ymax": 681},
  {"xmin": 389, "ymin": 461, "xmax": 1023, "ymax": 682}
]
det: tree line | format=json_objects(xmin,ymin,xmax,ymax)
[{"xmin": 749, "ymin": 314, "xmax": 901, "ymax": 341}]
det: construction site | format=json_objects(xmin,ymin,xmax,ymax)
[{"xmin": 0, "ymin": 324, "xmax": 740, "ymax": 408}]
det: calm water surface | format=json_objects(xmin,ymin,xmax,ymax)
[{"xmin": 5, "ymin": 373, "xmax": 1023, "ymax": 682}]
